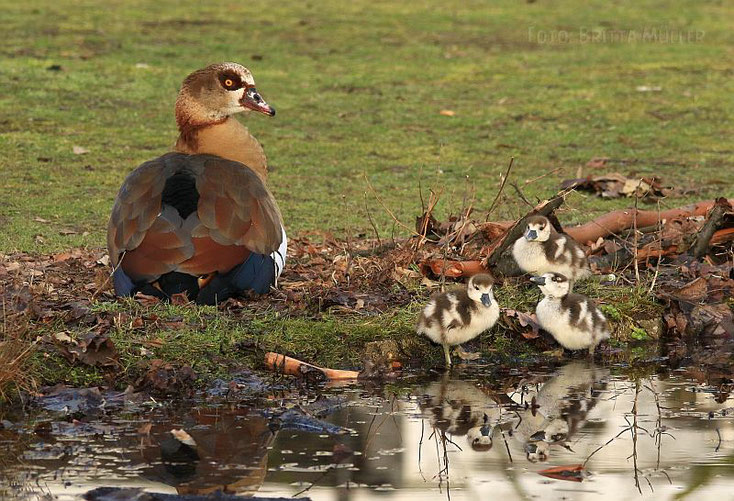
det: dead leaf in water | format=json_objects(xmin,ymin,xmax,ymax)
[{"xmin": 538, "ymin": 464, "xmax": 585, "ymax": 482}]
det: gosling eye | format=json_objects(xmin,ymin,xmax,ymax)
[
  {"xmin": 475, "ymin": 285, "xmax": 480, "ymax": 290},
  {"xmin": 539, "ymin": 225, "xmax": 545, "ymax": 230}
]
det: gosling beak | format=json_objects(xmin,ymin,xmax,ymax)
[
  {"xmin": 481, "ymin": 293, "xmax": 491, "ymax": 307},
  {"xmin": 241, "ymin": 87, "xmax": 276, "ymax": 116},
  {"xmin": 529, "ymin": 276, "xmax": 546, "ymax": 285},
  {"xmin": 480, "ymin": 424, "xmax": 491, "ymax": 436},
  {"xmin": 530, "ymin": 430, "xmax": 547, "ymax": 441},
  {"xmin": 525, "ymin": 229, "xmax": 538, "ymax": 241}
]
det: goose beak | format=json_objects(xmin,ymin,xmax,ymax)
[
  {"xmin": 525, "ymin": 229, "xmax": 538, "ymax": 240},
  {"xmin": 241, "ymin": 87, "xmax": 276, "ymax": 116},
  {"xmin": 481, "ymin": 293, "xmax": 491, "ymax": 307},
  {"xmin": 529, "ymin": 276, "xmax": 546, "ymax": 285}
]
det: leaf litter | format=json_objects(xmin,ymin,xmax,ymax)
[{"xmin": 1, "ymin": 192, "xmax": 733, "ymax": 396}]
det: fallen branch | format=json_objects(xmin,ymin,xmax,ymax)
[
  {"xmin": 564, "ymin": 199, "xmax": 734, "ymax": 244},
  {"xmin": 264, "ymin": 352, "xmax": 360, "ymax": 380},
  {"xmin": 692, "ymin": 198, "xmax": 733, "ymax": 259}
]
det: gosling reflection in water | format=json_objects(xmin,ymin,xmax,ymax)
[
  {"xmin": 506, "ymin": 360, "xmax": 609, "ymax": 462},
  {"xmin": 417, "ymin": 375, "xmax": 506, "ymax": 452},
  {"xmin": 417, "ymin": 360, "xmax": 608, "ymax": 463}
]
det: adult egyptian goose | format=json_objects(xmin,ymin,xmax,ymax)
[{"xmin": 107, "ymin": 63, "xmax": 286, "ymax": 305}]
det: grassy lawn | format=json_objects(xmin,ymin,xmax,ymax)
[
  {"xmin": 1, "ymin": 0, "xmax": 732, "ymax": 252},
  {"xmin": 0, "ymin": 0, "xmax": 731, "ymax": 388}
]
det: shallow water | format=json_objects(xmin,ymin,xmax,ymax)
[{"xmin": 2, "ymin": 360, "xmax": 734, "ymax": 501}]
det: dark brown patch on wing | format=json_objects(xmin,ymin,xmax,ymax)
[
  {"xmin": 562, "ymin": 293, "xmax": 592, "ymax": 330},
  {"xmin": 454, "ymin": 289, "xmax": 478, "ymax": 327}
]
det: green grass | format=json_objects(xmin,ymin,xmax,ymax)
[
  {"xmin": 1, "ymin": 0, "xmax": 731, "ymax": 390},
  {"xmin": 1, "ymin": 0, "xmax": 732, "ymax": 252}
]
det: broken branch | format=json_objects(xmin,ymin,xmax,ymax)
[
  {"xmin": 264, "ymin": 352, "xmax": 360, "ymax": 380},
  {"xmin": 692, "ymin": 198, "xmax": 733, "ymax": 259}
]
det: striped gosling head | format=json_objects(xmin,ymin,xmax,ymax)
[
  {"xmin": 523, "ymin": 215, "xmax": 553, "ymax": 242},
  {"xmin": 530, "ymin": 272, "xmax": 571, "ymax": 298},
  {"xmin": 467, "ymin": 273, "xmax": 495, "ymax": 307}
]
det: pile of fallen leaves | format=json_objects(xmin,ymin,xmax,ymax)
[{"xmin": 226, "ymin": 235, "xmax": 419, "ymax": 317}]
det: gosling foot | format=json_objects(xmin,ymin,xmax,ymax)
[
  {"xmin": 542, "ymin": 347, "xmax": 565, "ymax": 358},
  {"xmin": 455, "ymin": 345, "xmax": 481, "ymax": 361}
]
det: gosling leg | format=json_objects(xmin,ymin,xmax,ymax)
[{"xmin": 443, "ymin": 344, "xmax": 452, "ymax": 368}]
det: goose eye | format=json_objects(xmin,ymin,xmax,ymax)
[{"xmin": 224, "ymin": 79, "xmax": 234, "ymax": 88}]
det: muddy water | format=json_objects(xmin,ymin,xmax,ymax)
[{"xmin": 2, "ymin": 360, "xmax": 733, "ymax": 501}]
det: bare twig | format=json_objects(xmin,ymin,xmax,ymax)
[
  {"xmin": 363, "ymin": 191, "xmax": 382, "ymax": 247},
  {"xmin": 522, "ymin": 166, "xmax": 563, "ymax": 187},
  {"xmin": 485, "ymin": 157, "xmax": 514, "ymax": 221},
  {"xmin": 364, "ymin": 174, "xmax": 439, "ymax": 243},
  {"xmin": 633, "ymin": 191, "xmax": 641, "ymax": 284},
  {"xmin": 648, "ymin": 200, "xmax": 663, "ymax": 294},
  {"xmin": 510, "ymin": 181, "xmax": 534, "ymax": 207}
]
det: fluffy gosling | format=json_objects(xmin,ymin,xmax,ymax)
[
  {"xmin": 531, "ymin": 272, "xmax": 610, "ymax": 354},
  {"xmin": 417, "ymin": 274, "xmax": 499, "ymax": 367}
]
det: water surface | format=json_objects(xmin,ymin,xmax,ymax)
[{"xmin": 2, "ymin": 360, "xmax": 733, "ymax": 501}]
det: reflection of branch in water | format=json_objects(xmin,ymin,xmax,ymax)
[
  {"xmin": 436, "ymin": 431, "xmax": 452, "ymax": 501},
  {"xmin": 498, "ymin": 407, "xmax": 514, "ymax": 463},
  {"xmin": 644, "ymin": 381, "xmax": 675, "ymax": 485},
  {"xmin": 630, "ymin": 381, "xmax": 646, "ymax": 494},
  {"xmin": 418, "ymin": 419, "xmax": 427, "ymax": 481},
  {"xmin": 291, "ymin": 443, "xmax": 354, "ymax": 497},
  {"xmin": 585, "ymin": 379, "xmax": 678, "ymax": 495}
]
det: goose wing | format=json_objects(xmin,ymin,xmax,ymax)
[{"xmin": 107, "ymin": 152, "xmax": 283, "ymax": 283}]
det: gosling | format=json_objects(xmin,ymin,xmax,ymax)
[
  {"xmin": 417, "ymin": 274, "xmax": 500, "ymax": 367},
  {"xmin": 512, "ymin": 216, "xmax": 590, "ymax": 286},
  {"xmin": 531, "ymin": 272, "xmax": 610, "ymax": 354}
]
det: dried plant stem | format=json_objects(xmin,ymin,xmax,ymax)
[
  {"xmin": 485, "ymin": 157, "xmax": 514, "ymax": 221},
  {"xmin": 364, "ymin": 174, "xmax": 439, "ymax": 244}
]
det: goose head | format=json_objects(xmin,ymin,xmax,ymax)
[
  {"xmin": 175, "ymin": 62, "xmax": 275, "ymax": 128},
  {"xmin": 523, "ymin": 215, "xmax": 553, "ymax": 242}
]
